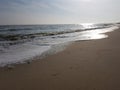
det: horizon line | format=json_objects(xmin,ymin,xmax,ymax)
[{"xmin": 0, "ymin": 22, "xmax": 118, "ymax": 26}]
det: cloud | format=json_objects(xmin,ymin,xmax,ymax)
[
  {"xmin": 49, "ymin": 0, "xmax": 81, "ymax": 13},
  {"xmin": 0, "ymin": 0, "xmax": 120, "ymax": 24},
  {"xmin": 0, "ymin": 0, "xmax": 51, "ymax": 12}
]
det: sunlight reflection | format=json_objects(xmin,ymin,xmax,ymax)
[
  {"xmin": 81, "ymin": 23, "xmax": 95, "ymax": 29},
  {"xmin": 84, "ymin": 30, "xmax": 108, "ymax": 40},
  {"xmin": 80, "ymin": 28, "xmax": 115, "ymax": 40}
]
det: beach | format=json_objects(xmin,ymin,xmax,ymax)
[{"xmin": 0, "ymin": 28, "xmax": 120, "ymax": 90}]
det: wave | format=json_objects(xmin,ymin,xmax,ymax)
[
  {"xmin": 0, "ymin": 24, "xmax": 119, "ymax": 67},
  {"xmin": 0, "ymin": 25, "xmax": 113, "ymax": 41},
  {"xmin": 0, "ymin": 24, "xmax": 115, "ymax": 48}
]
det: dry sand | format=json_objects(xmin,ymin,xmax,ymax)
[{"xmin": 0, "ymin": 29, "xmax": 120, "ymax": 90}]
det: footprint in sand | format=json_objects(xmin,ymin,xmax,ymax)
[{"xmin": 51, "ymin": 73, "xmax": 59, "ymax": 77}]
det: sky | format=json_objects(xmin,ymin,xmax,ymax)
[{"xmin": 0, "ymin": 0, "xmax": 120, "ymax": 25}]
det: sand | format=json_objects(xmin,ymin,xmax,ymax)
[{"xmin": 0, "ymin": 29, "xmax": 120, "ymax": 90}]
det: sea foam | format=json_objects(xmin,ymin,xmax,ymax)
[{"xmin": 0, "ymin": 24, "xmax": 119, "ymax": 67}]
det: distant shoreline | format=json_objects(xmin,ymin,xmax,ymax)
[{"xmin": 0, "ymin": 22, "xmax": 117, "ymax": 26}]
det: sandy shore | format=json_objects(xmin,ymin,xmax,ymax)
[{"xmin": 0, "ymin": 28, "xmax": 120, "ymax": 90}]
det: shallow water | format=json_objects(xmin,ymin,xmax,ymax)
[{"xmin": 0, "ymin": 23, "xmax": 119, "ymax": 67}]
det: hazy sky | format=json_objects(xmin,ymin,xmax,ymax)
[{"xmin": 0, "ymin": 0, "xmax": 120, "ymax": 25}]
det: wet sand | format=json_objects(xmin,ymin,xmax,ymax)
[{"xmin": 0, "ymin": 29, "xmax": 120, "ymax": 90}]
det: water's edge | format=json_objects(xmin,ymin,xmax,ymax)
[{"xmin": 0, "ymin": 25, "xmax": 119, "ymax": 67}]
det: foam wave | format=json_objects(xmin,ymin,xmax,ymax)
[
  {"xmin": 0, "ymin": 24, "xmax": 118, "ymax": 67},
  {"xmin": 0, "ymin": 24, "xmax": 113, "ymax": 41}
]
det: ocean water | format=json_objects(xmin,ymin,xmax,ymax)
[{"xmin": 0, "ymin": 23, "xmax": 119, "ymax": 67}]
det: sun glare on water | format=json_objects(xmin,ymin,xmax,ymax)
[
  {"xmin": 80, "ymin": 23, "xmax": 95, "ymax": 28},
  {"xmin": 81, "ymin": 23, "xmax": 94, "ymax": 26}
]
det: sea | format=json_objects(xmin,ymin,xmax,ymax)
[{"xmin": 0, "ymin": 23, "xmax": 119, "ymax": 67}]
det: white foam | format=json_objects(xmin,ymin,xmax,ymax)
[
  {"xmin": 0, "ymin": 26, "xmax": 119, "ymax": 67},
  {"xmin": 0, "ymin": 44, "xmax": 51, "ymax": 67}
]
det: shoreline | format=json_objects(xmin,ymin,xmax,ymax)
[
  {"xmin": 0, "ymin": 25, "xmax": 118, "ymax": 67},
  {"xmin": 0, "ymin": 26, "xmax": 118, "ymax": 68},
  {"xmin": 0, "ymin": 28, "xmax": 120, "ymax": 90}
]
